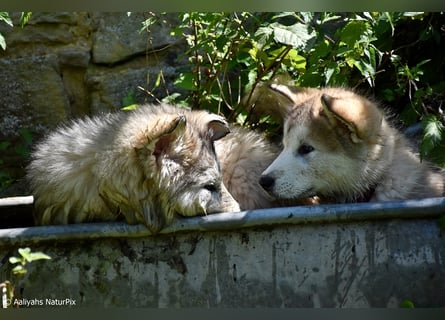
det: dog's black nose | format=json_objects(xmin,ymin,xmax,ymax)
[{"xmin": 259, "ymin": 175, "xmax": 275, "ymax": 192}]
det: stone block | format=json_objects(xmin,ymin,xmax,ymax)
[{"xmin": 91, "ymin": 12, "xmax": 178, "ymax": 65}]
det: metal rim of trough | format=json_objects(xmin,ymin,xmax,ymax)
[{"xmin": 0, "ymin": 197, "xmax": 444, "ymax": 246}]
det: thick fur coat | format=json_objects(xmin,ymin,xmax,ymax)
[
  {"xmin": 215, "ymin": 126, "xmax": 281, "ymax": 209},
  {"xmin": 216, "ymin": 126, "xmax": 317, "ymax": 209},
  {"xmin": 27, "ymin": 104, "xmax": 240, "ymax": 232},
  {"xmin": 259, "ymin": 84, "xmax": 444, "ymax": 202}
]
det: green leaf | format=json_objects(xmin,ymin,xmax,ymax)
[
  {"xmin": 19, "ymin": 128, "xmax": 33, "ymax": 145},
  {"xmin": 12, "ymin": 265, "xmax": 27, "ymax": 275},
  {"xmin": 215, "ymin": 35, "xmax": 228, "ymax": 51},
  {"xmin": 0, "ymin": 12, "xmax": 13, "ymax": 27},
  {"xmin": 339, "ymin": 20, "xmax": 369, "ymax": 48},
  {"xmin": 121, "ymin": 104, "xmax": 139, "ymax": 111},
  {"xmin": 19, "ymin": 12, "xmax": 32, "ymax": 28},
  {"xmin": 384, "ymin": 12, "xmax": 396, "ymax": 36},
  {"xmin": 269, "ymin": 22, "xmax": 316, "ymax": 50},
  {"xmin": 271, "ymin": 12, "xmax": 296, "ymax": 20},
  {"xmin": 320, "ymin": 13, "xmax": 342, "ymax": 24},
  {"xmin": 382, "ymin": 89, "xmax": 396, "ymax": 102},
  {"xmin": 366, "ymin": 46, "xmax": 377, "ymax": 71},
  {"xmin": 299, "ymin": 69, "xmax": 323, "ymax": 87},
  {"xmin": 421, "ymin": 115, "xmax": 444, "ymax": 157},
  {"xmin": 325, "ymin": 62, "xmax": 340, "ymax": 85},
  {"xmin": 0, "ymin": 141, "xmax": 11, "ymax": 151},
  {"xmin": 154, "ymin": 70, "xmax": 163, "ymax": 88},
  {"xmin": 0, "ymin": 12, "xmax": 12, "ymax": 49},
  {"xmin": 122, "ymin": 90, "xmax": 136, "ymax": 107},
  {"xmin": 246, "ymin": 69, "xmax": 257, "ymax": 88},
  {"xmin": 254, "ymin": 26, "xmax": 274, "ymax": 49},
  {"xmin": 17, "ymin": 247, "xmax": 50, "ymax": 263},
  {"xmin": 311, "ymin": 40, "xmax": 331, "ymax": 61},
  {"xmin": 28, "ymin": 252, "xmax": 51, "ymax": 262},
  {"xmin": 8, "ymin": 256, "xmax": 21, "ymax": 264},
  {"xmin": 246, "ymin": 45, "xmax": 258, "ymax": 61},
  {"xmin": 0, "ymin": 34, "xmax": 6, "ymax": 50},
  {"xmin": 400, "ymin": 299, "xmax": 415, "ymax": 308},
  {"xmin": 18, "ymin": 247, "xmax": 31, "ymax": 260},
  {"xmin": 402, "ymin": 12, "xmax": 425, "ymax": 18},
  {"xmin": 353, "ymin": 57, "xmax": 376, "ymax": 87},
  {"xmin": 282, "ymin": 49, "xmax": 306, "ymax": 71},
  {"xmin": 174, "ymin": 73, "xmax": 197, "ymax": 91},
  {"xmin": 161, "ymin": 92, "xmax": 182, "ymax": 104},
  {"xmin": 141, "ymin": 16, "xmax": 158, "ymax": 32}
]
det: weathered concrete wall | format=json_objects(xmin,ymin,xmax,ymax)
[
  {"xmin": 1, "ymin": 199, "xmax": 444, "ymax": 308},
  {"xmin": 0, "ymin": 12, "xmax": 184, "ymax": 181}
]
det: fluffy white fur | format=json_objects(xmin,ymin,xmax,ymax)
[{"xmin": 27, "ymin": 104, "xmax": 240, "ymax": 232}]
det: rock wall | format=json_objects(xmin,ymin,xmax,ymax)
[{"xmin": 0, "ymin": 12, "xmax": 185, "ymax": 186}]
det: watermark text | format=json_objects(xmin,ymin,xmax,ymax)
[{"xmin": 6, "ymin": 297, "xmax": 77, "ymax": 307}]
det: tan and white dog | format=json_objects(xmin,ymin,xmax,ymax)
[
  {"xmin": 216, "ymin": 126, "xmax": 318, "ymax": 209},
  {"xmin": 259, "ymin": 84, "xmax": 444, "ymax": 203}
]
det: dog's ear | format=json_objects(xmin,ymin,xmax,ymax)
[
  {"xmin": 321, "ymin": 93, "xmax": 383, "ymax": 143},
  {"xmin": 133, "ymin": 114, "xmax": 186, "ymax": 155},
  {"xmin": 206, "ymin": 116, "xmax": 230, "ymax": 141},
  {"xmin": 242, "ymin": 80, "xmax": 302, "ymax": 123},
  {"xmin": 269, "ymin": 83, "xmax": 313, "ymax": 108}
]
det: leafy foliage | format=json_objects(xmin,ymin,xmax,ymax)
[
  {"xmin": 421, "ymin": 114, "xmax": 445, "ymax": 164},
  {"xmin": 9, "ymin": 247, "xmax": 51, "ymax": 276},
  {"xmin": 1, "ymin": 248, "xmax": 51, "ymax": 308},
  {"xmin": 139, "ymin": 12, "xmax": 445, "ymax": 165},
  {"xmin": 0, "ymin": 12, "xmax": 13, "ymax": 50},
  {"xmin": 0, "ymin": 12, "xmax": 32, "ymax": 50}
]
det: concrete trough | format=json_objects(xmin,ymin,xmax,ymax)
[{"xmin": 0, "ymin": 197, "xmax": 444, "ymax": 307}]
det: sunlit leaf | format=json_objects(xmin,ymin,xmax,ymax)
[
  {"xmin": 254, "ymin": 26, "xmax": 274, "ymax": 48},
  {"xmin": 121, "ymin": 104, "xmax": 139, "ymax": 111},
  {"xmin": 19, "ymin": 12, "xmax": 32, "ymax": 28},
  {"xmin": 270, "ymin": 22, "xmax": 316, "ymax": 50},
  {"xmin": 18, "ymin": 247, "xmax": 31, "ymax": 260},
  {"xmin": 421, "ymin": 114, "xmax": 445, "ymax": 159},
  {"xmin": 174, "ymin": 73, "xmax": 197, "ymax": 91},
  {"xmin": 8, "ymin": 257, "xmax": 21, "ymax": 264},
  {"xmin": 0, "ymin": 34, "xmax": 6, "ymax": 50},
  {"xmin": 282, "ymin": 49, "xmax": 306, "ymax": 71},
  {"xmin": 17, "ymin": 247, "xmax": 51, "ymax": 263},
  {"xmin": 339, "ymin": 20, "xmax": 368, "ymax": 47},
  {"xmin": 0, "ymin": 12, "xmax": 13, "ymax": 27},
  {"xmin": 12, "ymin": 265, "xmax": 27, "ymax": 275},
  {"xmin": 28, "ymin": 252, "xmax": 51, "ymax": 262}
]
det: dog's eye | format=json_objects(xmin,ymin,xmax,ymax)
[
  {"xmin": 203, "ymin": 184, "xmax": 218, "ymax": 193},
  {"xmin": 297, "ymin": 144, "xmax": 314, "ymax": 155}
]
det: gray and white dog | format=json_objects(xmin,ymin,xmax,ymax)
[{"xmin": 27, "ymin": 104, "xmax": 240, "ymax": 233}]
